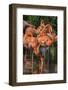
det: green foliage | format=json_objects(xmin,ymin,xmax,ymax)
[{"xmin": 23, "ymin": 15, "xmax": 57, "ymax": 34}]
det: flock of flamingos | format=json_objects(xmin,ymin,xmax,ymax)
[{"xmin": 23, "ymin": 20, "xmax": 57, "ymax": 74}]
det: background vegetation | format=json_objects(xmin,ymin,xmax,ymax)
[{"xmin": 23, "ymin": 15, "xmax": 57, "ymax": 34}]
